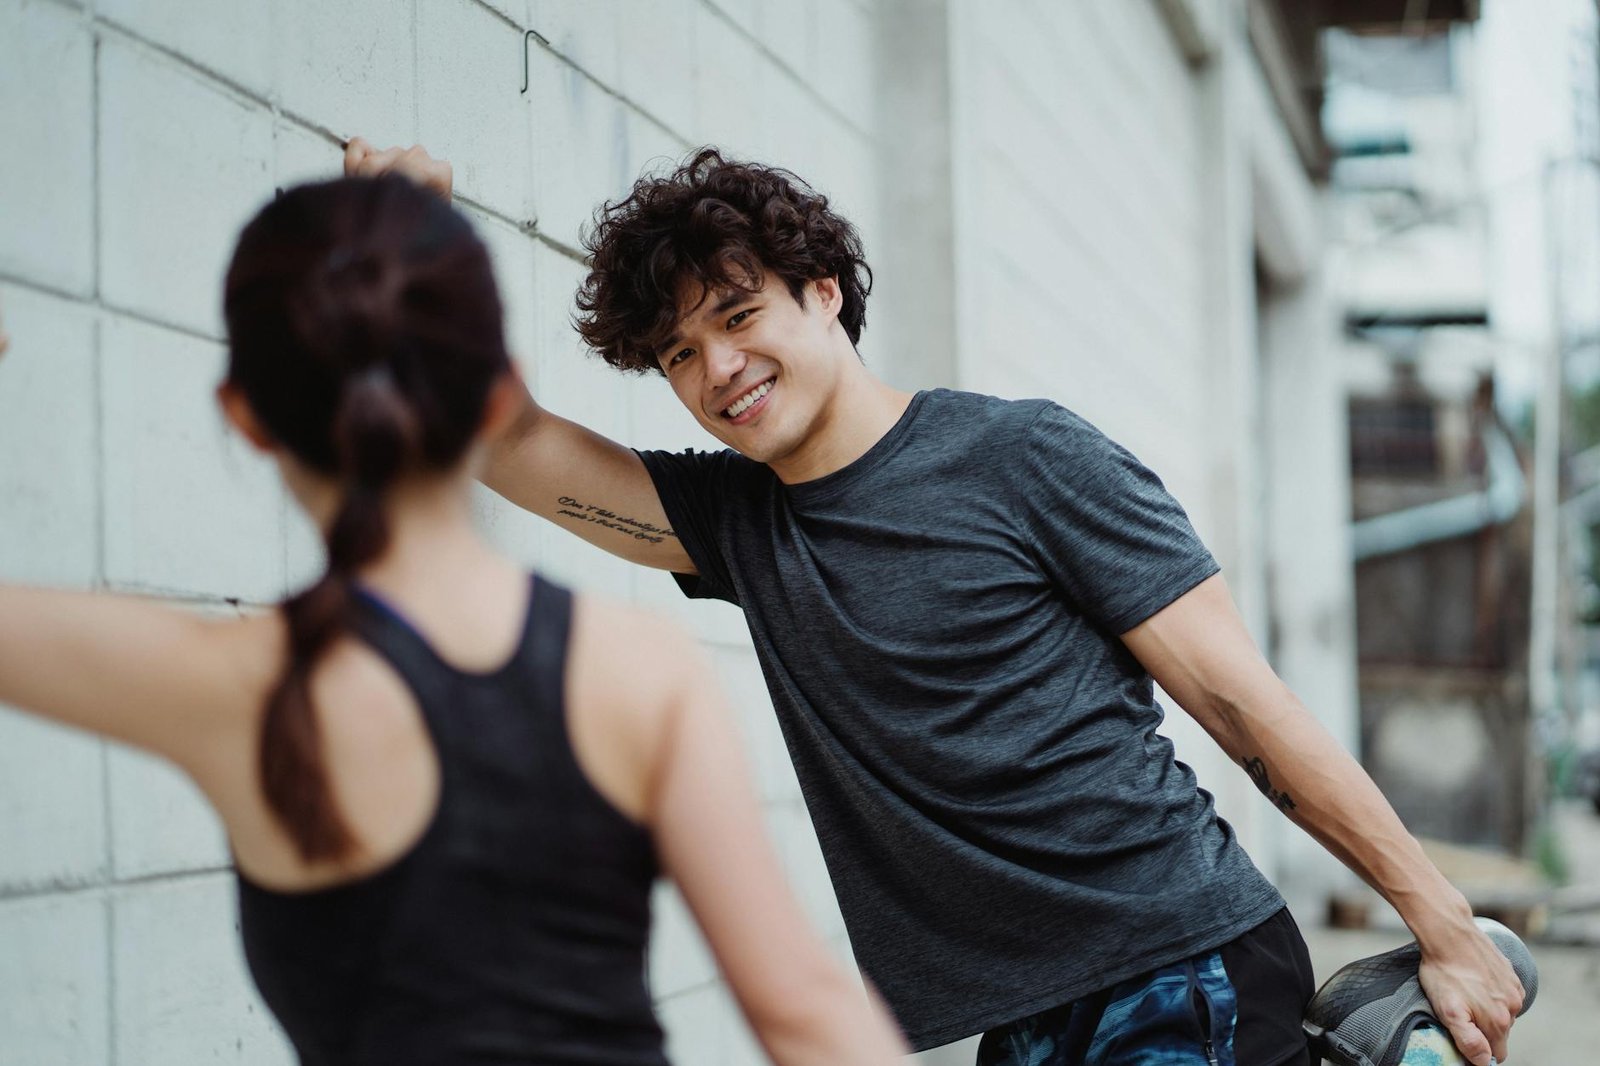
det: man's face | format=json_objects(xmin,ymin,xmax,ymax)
[{"xmin": 654, "ymin": 271, "xmax": 845, "ymax": 465}]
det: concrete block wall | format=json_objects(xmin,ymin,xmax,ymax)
[{"xmin": 0, "ymin": 0, "xmax": 870, "ymax": 1061}]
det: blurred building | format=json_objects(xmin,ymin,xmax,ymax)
[
  {"xmin": 1324, "ymin": 0, "xmax": 1600, "ymax": 861},
  {"xmin": 1323, "ymin": 13, "xmax": 1537, "ymax": 853}
]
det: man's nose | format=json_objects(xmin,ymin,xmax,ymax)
[{"xmin": 703, "ymin": 339, "xmax": 747, "ymax": 386}]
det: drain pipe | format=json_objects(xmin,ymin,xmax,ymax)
[{"xmin": 1351, "ymin": 426, "xmax": 1526, "ymax": 562}]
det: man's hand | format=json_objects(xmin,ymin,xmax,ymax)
[
  {"xmin": 343, "ymin": 138, "xmax": 453, "ymax": 202},
  {"xmin": 1416, "ymin": 917, "xmax": 1525, "ymax": 1064}
]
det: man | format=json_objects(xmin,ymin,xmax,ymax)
[{"xmin": 344, "ymin": 139, "xmax": 1523, "ymax": 1065}]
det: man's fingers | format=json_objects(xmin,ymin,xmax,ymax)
[
  {"xmin": 343, "ymin": 136, "xmax": 374, "ymax": 175},
  {"xmin": 1442, "ymin": 1015, "xmax": 1496, "ymax": 1066}
]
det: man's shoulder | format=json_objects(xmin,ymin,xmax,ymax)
[
  {"xmin": 921, "ymin": 388, "xmax": 1058, "ymax": 428},
  {"xmin": 922, "ymin": 389, "xmax": 1099, "ymax": 443}
]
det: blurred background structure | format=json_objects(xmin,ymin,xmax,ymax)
[{"xmin": 0, "ymin": 0, "xmax": 1597, "ymax": 1062}]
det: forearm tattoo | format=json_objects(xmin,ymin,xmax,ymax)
[
  {"xmin": 556, "ymin": 496, "xmax": 677, "ymax": 545},
  {"xmin": 1241, "ymin": 755, "xmax": 1297, "ymax": 812}
]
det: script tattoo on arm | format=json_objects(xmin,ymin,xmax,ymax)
[
  {"xmin": 1241, "ymin": 755, "xmax": 1297, "ymax": 812},
  {"xmin": 555, "ymin": 496, "xmax": 678, "ymax": 545}
]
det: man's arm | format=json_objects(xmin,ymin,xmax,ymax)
[
  {"xmin": 1121, "ymin": 573, "xmax": 1524, "ymax": 1066},
  {"xmin": 483, "ymin": 379, "xmax": 695, "ymax": 573},
  {"xmin": 341, "ymin": 139, "xmax": 695, "ymax": 575}
]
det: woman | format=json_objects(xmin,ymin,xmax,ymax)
[{"xmin": 0, "ymin": 176, "xmax": 906, "ymax": 1065}]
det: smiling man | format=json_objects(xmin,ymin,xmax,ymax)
[{"xmin": 346, "ymin": 141, "xmax": 1524, "ymax": 1066}]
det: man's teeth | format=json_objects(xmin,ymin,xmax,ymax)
[{"xmin": 725, "ymin": 380, "xmax": 772, "ymax": 418}]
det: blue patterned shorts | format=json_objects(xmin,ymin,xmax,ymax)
[{"xmin": 976, "ymin": 953, "xmax": 1239, "ymax": 1066}]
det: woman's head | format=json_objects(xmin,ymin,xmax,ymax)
[
  {"xmin": 221, "ymin": 176, "xmax": 511, "ymax": 862},
  {"xmin": 223, "ymin": 175, "xmax": 509, "ymax": 479}
]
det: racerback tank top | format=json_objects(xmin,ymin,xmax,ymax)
[{"xmin": 237, "ymin": 575, "xmax": 669, "ymax": 1065}]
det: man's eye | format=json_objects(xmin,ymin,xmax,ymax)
[
  {"xmin": 668, "ymin": 348, "xmax": 694, "ymax": 367},
  {"xmin": 728, "ymin": 309, "xmax": 753, "ymax": 328}
]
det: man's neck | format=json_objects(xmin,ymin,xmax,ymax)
[{"xmin": 768, "ymin": 371, "xmax": 915, "ymax": 485}]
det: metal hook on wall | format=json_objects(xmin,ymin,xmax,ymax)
[{"xmin": 522, "ymin": 28, "xmax": 551, "ymax": 94}]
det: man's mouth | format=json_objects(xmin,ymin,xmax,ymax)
[{"xmin": 721, "ymin": 378, "xmax": 774, "ymax": 419}]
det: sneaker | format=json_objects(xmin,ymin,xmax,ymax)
[{"xmin": 1301, "ymin": 917, "xmax": 1537, "ymax": 1066}]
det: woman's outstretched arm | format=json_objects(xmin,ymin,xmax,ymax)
[{"xmin": 0, "ymin": 585, "xmax": 261, "ymax": 767}]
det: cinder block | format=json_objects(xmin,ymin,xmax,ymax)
[
  {"xmin": 617, "ymin": 0, "xmax": 696, "ymax": 138},
  {"xmin": 478, "ymin": 0, "xmax": 526, "ymax": 25},
  {"xmin": 708, "ymin": 647, "xmax": 798, "ymax": 804},
  {"xmin": 625, "ymin": 107, "xmax": 691, "ymax": 192},
  {"xmin": 112, "ymin": 874, "xmax": 294, "ymax": 1064},
  {"xmin": 97, "ymin": 0, "xmax": 274, "ymax": 98},
  {"xmin": 0, "ymin": 893, "xmax": 109, "ymax": 1066},
  {"xmin": 658, "ymin": 980, "xmax": 766, "ymax": 1066},
  {"xmin": 282, "ymin": 494, "xmax": 326, "ymax": 595},
  {"xmin": 759, "ymin": 72, "xmax": 823, "ymax": 177},
  {"xmin": 534, "ymin": 521, "xmax": 637, "ymax": 602},
  {"xmin": 701, "ymin": 0, "xmax": 757, "ymax": 37},
  {"xmin": 273, "ymin": 120, "xmax": 343, "ymax": 194},
  {"xmin": 107, "ymin": 743, "xmax": 228, "ymax": 881},
  {"xmin": 274, "ymin": 0, "xmax": 415, "ymax": 148},
  {"xmin": 656, "ymin": 982, "xmax": 721, "ymax": 1065},
  {"xmin": 690, "ymin": 3, "xmax": 765, "ymax": 155},
  {"xmin": 649, "ymin": 881, "xmax": 718, "ymax": 999},
  {"xmin": 811, "ymin": 0, "xmax": 874, "ymax": 122},
  {"xmin": 418, "ymin": 0, "xmax": 536, "ymax": 222},
  {"xmin": 98, "ymin": 40, "xmax": 274, "ymax": 338},
  {"xmin": 753, "ymin": 1, "xmax": 813, "ymax": 82},
  {"xmin": 100, "ymin": 315, "xmax": 287, "ymax": 602},
  {"xmin": 0, "ymin": 286, "xmax": 97, "ymax": 587},
  {"xmin": 0, "ymin": 0, "xmax": 93, "ymax": 295},
  {"xmin": 526, "ymin": 47, "xmax": 632, "ymax": 248},
  {"xmin": 0, "ymin": 710, "xmax": 106, "ymax": 893},
  {"xmin": 529, "ymin": 0, "xmax": 620, "ymax": 89}
]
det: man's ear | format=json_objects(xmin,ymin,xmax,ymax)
[
  {"xmin": 216, "ymin": 382, "xmax": 276, "ymax": 452},
  {"xmin": 811, "ymin": 275, "xmax": 843, "ymax": 321}
]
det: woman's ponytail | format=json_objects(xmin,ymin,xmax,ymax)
[{"xmin": 259, "ymin": 367, "xmax": 419, "ymax": 862}]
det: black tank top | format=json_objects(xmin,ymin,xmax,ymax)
[{"xmin": 237, "ymin": 575, "xmax": 668, "ymax": 1066}]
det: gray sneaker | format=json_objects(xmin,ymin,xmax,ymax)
[{"xmin": 1301, "ymin": 917, "xmax": 1537, "ymax": 1066}]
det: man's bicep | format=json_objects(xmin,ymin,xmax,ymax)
[
  {"xmin": 1118, "ymin": 573, "xmax": 1274, "ymax": 738},
  {"xmin": 484, "ymin": 405, "xmax": 697, "ymax": 574}
]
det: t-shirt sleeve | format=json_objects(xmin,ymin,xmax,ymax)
[
  {"xmin": 1011, "ymin": 404, "xmax": 1220, "ymax": 634},
  {"xmin": 634, "ymin": 447, "xmax": 742, "ymax": 606}
]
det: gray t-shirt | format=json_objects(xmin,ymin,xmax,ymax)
[{"xmin": 637, "ymin": 388, "xmax": 1283, "ymax": 1051}]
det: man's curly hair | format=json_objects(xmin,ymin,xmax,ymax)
[{"xmin": 575, "ymin": 148, "xmax": 872, "ymax": 375}]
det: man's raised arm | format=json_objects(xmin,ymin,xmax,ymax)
[
  {"xmin": 343, "ymin": 138, "xmax": 694, "ymax": 575},
  {"xmin": 484, "ymin": 381, "xmax": 694, "ymax": 573}
]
